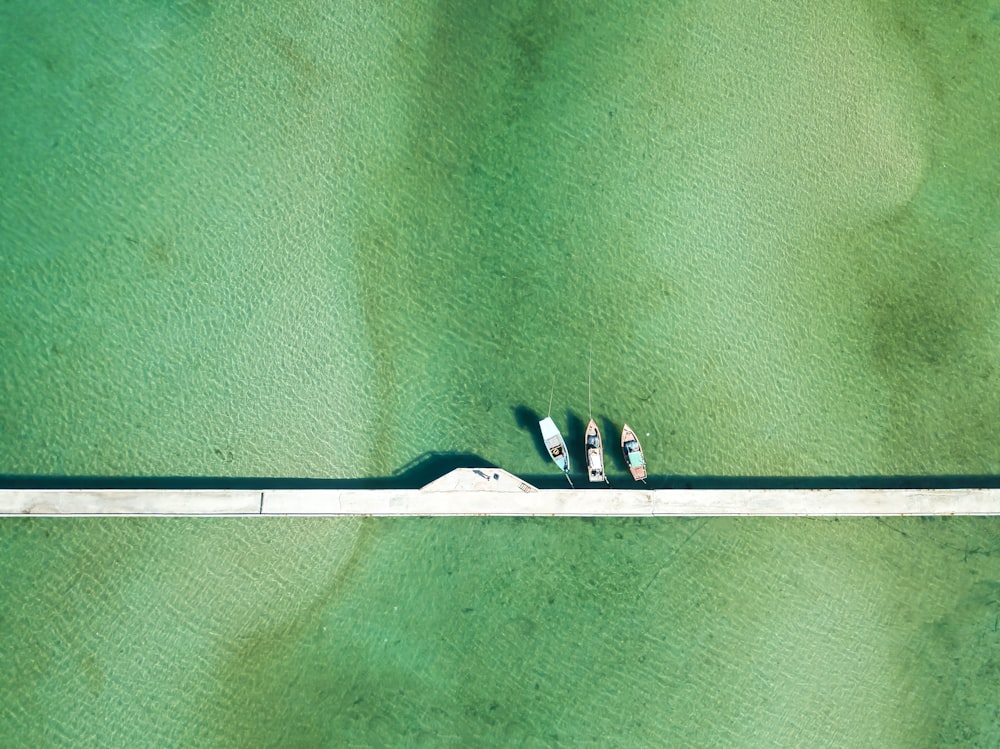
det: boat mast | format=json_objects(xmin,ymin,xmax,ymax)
[{"xmin": 588, "ymin": 348, "xmax": 593, "ymax": 420}]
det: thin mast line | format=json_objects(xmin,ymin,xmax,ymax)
[{"xmin": 588, "ymin": 348, "xmax": 593, "ymax": 419}]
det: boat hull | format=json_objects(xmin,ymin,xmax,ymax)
[
  {"xmin": 621, "ymin": 423, "xmax": 647, "ymax": 481},
  {"xmin": 539, "ymin": 416, "xmax": 570, "ymax": 475},
  {"xmin": 585, "ymin": 419, "xmax": 607, "ymax": 483}
]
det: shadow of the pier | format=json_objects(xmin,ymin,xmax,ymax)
[
  {"xmin": 0, "ymin": 451, "xmax": 495, "ymax": 492},
  {"xmin": 2, "ymin": 460, "xmax": 999, "ymax": 493},
  {"xmin": 492, "ymin": 473, "xmax": 1000, "ymax": 490}
]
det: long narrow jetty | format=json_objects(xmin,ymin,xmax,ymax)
[{"xmin": 1, "ymin": 469, "xmax": 998, "ymax": 516}]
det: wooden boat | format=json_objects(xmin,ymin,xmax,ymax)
[
  {"xmin": 583, "ymin": 351, "xmax": 607, "ymax": 484},
  {"xmin": 539, "ymin": 416, "xmax": 573, "ymax": 486},
  {"xmin": 585, "ymin": 418, "xmax": 608, "ymax": 484},
  {"xmin": 621, "ymin": 424, "xmax": 647, "ymax": 482}
]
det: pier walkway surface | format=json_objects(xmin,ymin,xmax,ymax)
[{"xmin": 1, "ymin": 469, "xmax": 999, "ymax": 516}]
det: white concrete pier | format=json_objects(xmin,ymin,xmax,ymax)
[{"xmin": 1, "ymin": 469, "xmax": 999, "ymax": 516}]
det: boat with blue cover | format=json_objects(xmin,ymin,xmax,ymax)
[{"xmin": 621, "ymin": 424, "xmax": 647, "ymax": 482}]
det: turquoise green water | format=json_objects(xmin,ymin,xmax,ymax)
[
  {"xmin": 3, "ymin": 0, "xmax": 1000, "ymax": 745},
  {"xmin": 2, "ymin": 0, "xmax": 998, "ymax": 480},
  {"xmin": 3, "ymin": 517, "xmax": 1000, "ymax": 746}
]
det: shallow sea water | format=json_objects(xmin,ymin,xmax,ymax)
[
  {"xmin": 3, "ymin": 517, "xmax": 1000, "ymax": 747},
  {"xmin": 2, "ymin": 0, "xmax": 1000, "ymax": 745}
]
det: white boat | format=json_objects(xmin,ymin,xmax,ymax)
[
  {"xmin": 585, "ymin": 418, "xmax": 608, "ymax": 484},
  {"xmin": 539, "ymin": 416, "xmax": 573, "ymax": 486},
  {"xmin": 584, "ymin": 352, "xmax": 608, "ymax": 484}
]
